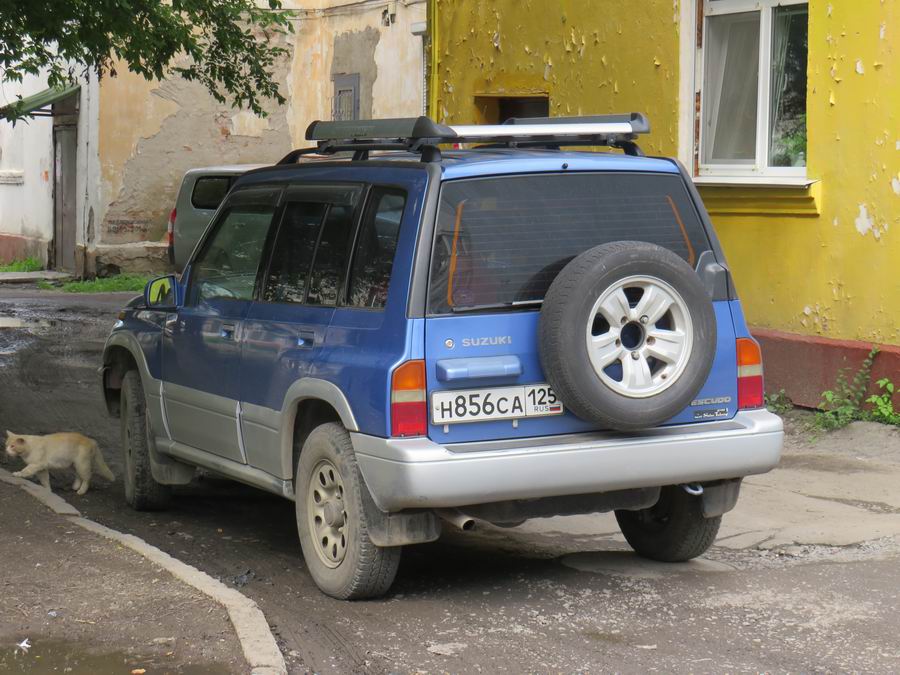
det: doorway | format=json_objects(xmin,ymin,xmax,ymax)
[{"xmin": 52, "ymin": 95, "xmax": 78, "ymax": 272}]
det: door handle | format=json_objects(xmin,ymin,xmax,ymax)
[
  {"xmin": 164, "ymin": 314, "xmax": 178, "ymax": 337},
  {"xmin": 220, "ymin": 323, "xmax": 236, "ymax": 340},
  {"xmin": 296, "ymin": 330, "xmax": 316, "ymax": 348}
]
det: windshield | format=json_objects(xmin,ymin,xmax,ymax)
[{"xmin": 427, "ymin": 172, "xmax": 711, "ymax": 314}]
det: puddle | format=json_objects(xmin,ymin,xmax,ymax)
[
  {"xmin": 0, "ymin": 317, "xmax": 56, "ymax": 329},
  {"xmin": 0, "ymin": 637, "xmax": 229, "ymax": 674},
  {"xmin": 0, "ymin": 316, "xmax": 58, "ymax": 358}
]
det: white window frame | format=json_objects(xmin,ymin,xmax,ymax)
[{"xmin": 679, "ymin": 0, "xmax": 810, "ymax": 186}]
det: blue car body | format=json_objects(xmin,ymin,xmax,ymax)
[{"xmin": 103, "ymin": 147, "xmax": 781, "ymax": 518}]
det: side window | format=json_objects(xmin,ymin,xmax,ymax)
[
  {"xmin": 263, "ymin": 202, "xmax": 327, "ymax": 304},
  {"xmin": 188, "ymin": 190, "xmax": 278, "ymax": 305},
  {"xmin": 191, "ymin": 176, "xmax": 233, "ymax": 210},
  {"xmin": 307, "ymin": 202, "xmax": 359, "ymax": 306},
  {"xmin": 260, "ymin": 184, "xmax": 363, "ymax": 306},
  {"xmin": 347, "ymin": 189, "xmax": 406, "ymax": 309}
]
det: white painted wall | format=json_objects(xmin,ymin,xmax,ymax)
[{"xmin": 0, "ymin": 73, "xmax": 55, "ymax": 250}]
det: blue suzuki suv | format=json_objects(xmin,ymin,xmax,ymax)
[{"xmin": 101, "ymin": 114, "xmax": 783, "ymax": 599}]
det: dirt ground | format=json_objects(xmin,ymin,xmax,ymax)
[
  {"xmin": 0, "ymin": 479, "xmax": 246, "ymax": 674},
  {"xmin": 1, "ymin": 286, "xmax": 899, "ymax": 673}
]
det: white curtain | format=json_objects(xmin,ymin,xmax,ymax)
[
  {"xmin": 703, "ymin": 12, "xmax": 760, "ymax": 163},
  {"xmin": 769, "ymin": 10, "xmax": 792, "ymax": 145}
]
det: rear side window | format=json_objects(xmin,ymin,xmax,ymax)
[
  {"xmin": 191, "ymin": 176, "xmax": 234, "ymax": 210},
  {"xmin": 263, "ymin": 202, "xmax": 328, "ymax": 304},
  {"xmin": 427, "ymin": 173, "xmax": 710, "ymax": 314},
  {"xmin": 307, "ymin": 204, "xmax": 359, "ymax": 306},
  {"xmin": 347, "ymin": 188, "xmax": 406, "ymax": 309},
  {"xmin": 261, "ymin": 184, "xmax": 363, "ymax": 306}
]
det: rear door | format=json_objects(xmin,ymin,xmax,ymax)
[
  {"xmin": 163, "ymin": 185, "xmax": 280, "ymax": 462},
  {"xmin": 238, "ymin": 184, "xmax": 364, "ymax": 476},
  {"xmin": 423, "ymin": 171, "xmax": 737, "ymax": 443}
]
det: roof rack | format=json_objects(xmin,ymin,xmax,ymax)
[{"xmin": 277, "ymin": 113, "xmax": 650, "ymax": 164}]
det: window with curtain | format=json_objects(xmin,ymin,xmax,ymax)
[{"xmin": 699, "ymin": 0, "xmax": 808, "ymax": 176}]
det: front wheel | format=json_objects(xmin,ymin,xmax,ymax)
[
  {"xmin": 615, "ymin": 485, "xmax": 720, "ymax": 562},
  {"xmin": 295, "ymin": 423, "xmax": 401, "ymax": 599},
  {"xmin": 120, "ymin": 370, "xmax": 171, "ymax": 511}
]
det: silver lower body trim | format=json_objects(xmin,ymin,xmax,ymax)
[{"xmin": 351, "ymin": 409, "xmax": 783, "ymax": 511}]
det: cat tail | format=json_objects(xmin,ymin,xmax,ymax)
[{"xmin": 92, "ymin": 444, "xmax": 115, "ymax": 481}]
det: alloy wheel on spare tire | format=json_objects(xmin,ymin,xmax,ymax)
[{"xmin": 539, "ymin": 241, "xmax": 716, "ymax": 431}]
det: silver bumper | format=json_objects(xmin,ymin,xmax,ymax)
[{"xmin": 352, "ymin": 409, "xmax": 783, "ymax": 511}]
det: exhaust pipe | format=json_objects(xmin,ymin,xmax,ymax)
[{"xmin": 435, "ymin": 508, "xmax": 476, "ymax": 532}]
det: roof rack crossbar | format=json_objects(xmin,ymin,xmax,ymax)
[{"xmin": 276, "ymin": 114, "xmax": 652, "ymax": 164}]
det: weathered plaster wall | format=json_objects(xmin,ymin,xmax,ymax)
[
  {"xmin": 98, "ymin": 49, "xmax": 292, "ymax": 246},
  {"xmin": 289, "ymin": 0, "xmax": 426, "ymax": 137},
  {"xmin": 432, "ymin": 0, "xmax": 899, "ymax": 346},
  {"xmin": 0, "ymin": 73, "xmax": 55, "ymax": 262},
  {"xmin": 96, "ymin": 0, "xmax": 425, "ymax": 258}
]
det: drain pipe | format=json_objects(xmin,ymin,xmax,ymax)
[{"xmin": 435, "ymin": 508, "xmax": 476, "ymax": 531}]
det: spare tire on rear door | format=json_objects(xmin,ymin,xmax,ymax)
[{"xmin": 539, "ymin": 241, "xmax": 716, "ymax": 431}]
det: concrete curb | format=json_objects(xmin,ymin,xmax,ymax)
[{"xmin": 0, "ymin": 468, "xmax": 287, "ymax": 675}]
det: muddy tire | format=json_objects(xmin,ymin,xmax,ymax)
[
  {"xmin": 295, "ymin": 423, "xmax": 401, "ymax": 600},
  {"xmin": 539, "ymin": 241, "xmax": 716, "ymax": 431},
  {"xmin": 615, "ymin": 486, "xmax": 720, "ymax": 562},
  {"xmin": 121, "ymin": 370, "xmax": 171, "ymax": 511}
]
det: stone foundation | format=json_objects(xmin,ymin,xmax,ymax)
[
  {"xmin": 0, "ymin": 233, "xmax": 49, "ymax": 266},
  {"xmin": 84, "ymin": 242, "xmax": 172, "ymax": 277}
]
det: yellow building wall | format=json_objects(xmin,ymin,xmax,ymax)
[{"xmin": 431, "ymin": 0, "xmax": 900, "ymax": 345}]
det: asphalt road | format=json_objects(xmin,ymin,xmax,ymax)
[{"xmin": 1, "ymin": 286, "xmax": 899, "ymax": 673}]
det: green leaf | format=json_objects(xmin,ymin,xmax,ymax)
[{"xmin": 1, "ymin": 0, "xmax": 297, "ymax": 122}]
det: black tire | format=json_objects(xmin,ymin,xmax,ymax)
[
  {"xmin": 295, "ymin": 423, "xmax": 401, "ymax": 600},
  {"xmin": 120, "ymin": 370, "xmax": 171, "ymax": 510},
  {"xmin": 539, "ymin": 241, "xmax": 716, "ymax": 431},
  {"xmin": 615, "ymin": 486, "xmax": 720, "ymax": 562}
]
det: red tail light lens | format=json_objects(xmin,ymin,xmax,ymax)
[
  {"xmin": 391, "ymin": 360, "xmax": 427, "ymax": 437},
  {"xmin": 736, "ymin": 338, "xmax": 764, "ymax": 409}
]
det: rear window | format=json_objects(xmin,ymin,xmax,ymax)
[
  {"xmin": 191, "ymin": 176, "xmax": 235, "ymax": 210},
  {"xmin": 427, "ymin": 172, "xmax": 710, "ymax": 314}
]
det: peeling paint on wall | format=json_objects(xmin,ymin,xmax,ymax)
[
  {"xmin": 99, "ymin": 39, "xmax": 293, "ymax": 244},
  {"xmin": 96, "ymin": 0, "xmax": 426, "ymax": 249},
  {"xmin": 854, "ymin": 203, "xmax": 873, "ymax": 237},
  {"xmin": 332, "ymin": 27, "xmax": 380, "ymax": 119}
]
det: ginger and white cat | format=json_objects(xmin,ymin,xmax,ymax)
[{"xmin": 5, "ymin": 431, "xmax": 114, "ymax": 494}]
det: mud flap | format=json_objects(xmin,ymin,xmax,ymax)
[
  {"xmin": 148, "ymin": 434, "xmax": 195, "ymax": 485},
  {"xmin": 358, "ymin": 472, "xmax": 441, "ymax": 547},
  {"xmin": 700, "ymin": 478, "xmax": 742, "ymax": 518}
]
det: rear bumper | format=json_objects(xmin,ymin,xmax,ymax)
[{"xmin": 352, "ymin": 409, "xmax": 783, "ymax": 511}]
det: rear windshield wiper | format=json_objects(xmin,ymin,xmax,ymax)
[{"xmin": 449, "ymin": 299, "xmax": 543, "ymax": 314}]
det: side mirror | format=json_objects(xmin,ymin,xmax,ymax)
[{"xmin": 144, "ymin": 275, "xmax": 179, "ymax": 309}]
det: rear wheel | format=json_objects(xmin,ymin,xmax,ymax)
[
  {"xmin": 615, "ymin": 485, "xmax": 720, "ymax": 562},
  {"xmin": 120, "ymin": 370, "xmax": 171, "ymax": 511},
  {"xmin": 295, "ymin": 423, "xmax": 401, "ymax": 599}
]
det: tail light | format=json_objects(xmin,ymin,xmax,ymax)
[
  {"xmin": 391, "ymin": 360, "xmax": 427, "ymax": 437},
  {"xmin": 736, "ymin": 337, "xmax": 764, "ymax": 409},
  {"xmin": 167, "ymin": 208, "xmax": 176, "ymax": 246}
]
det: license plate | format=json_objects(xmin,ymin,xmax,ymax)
[{"xmin": 431, "ymin": 384, "xmax": 564, "ymax": 425}]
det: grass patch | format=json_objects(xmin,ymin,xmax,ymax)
[
  {"xmin": 0, "ymin": 257, "xmax": 43, "ymax": 273},
  {"xmin": 38, "ymin": 274, "xmax": 150, "ymax": 294}
]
